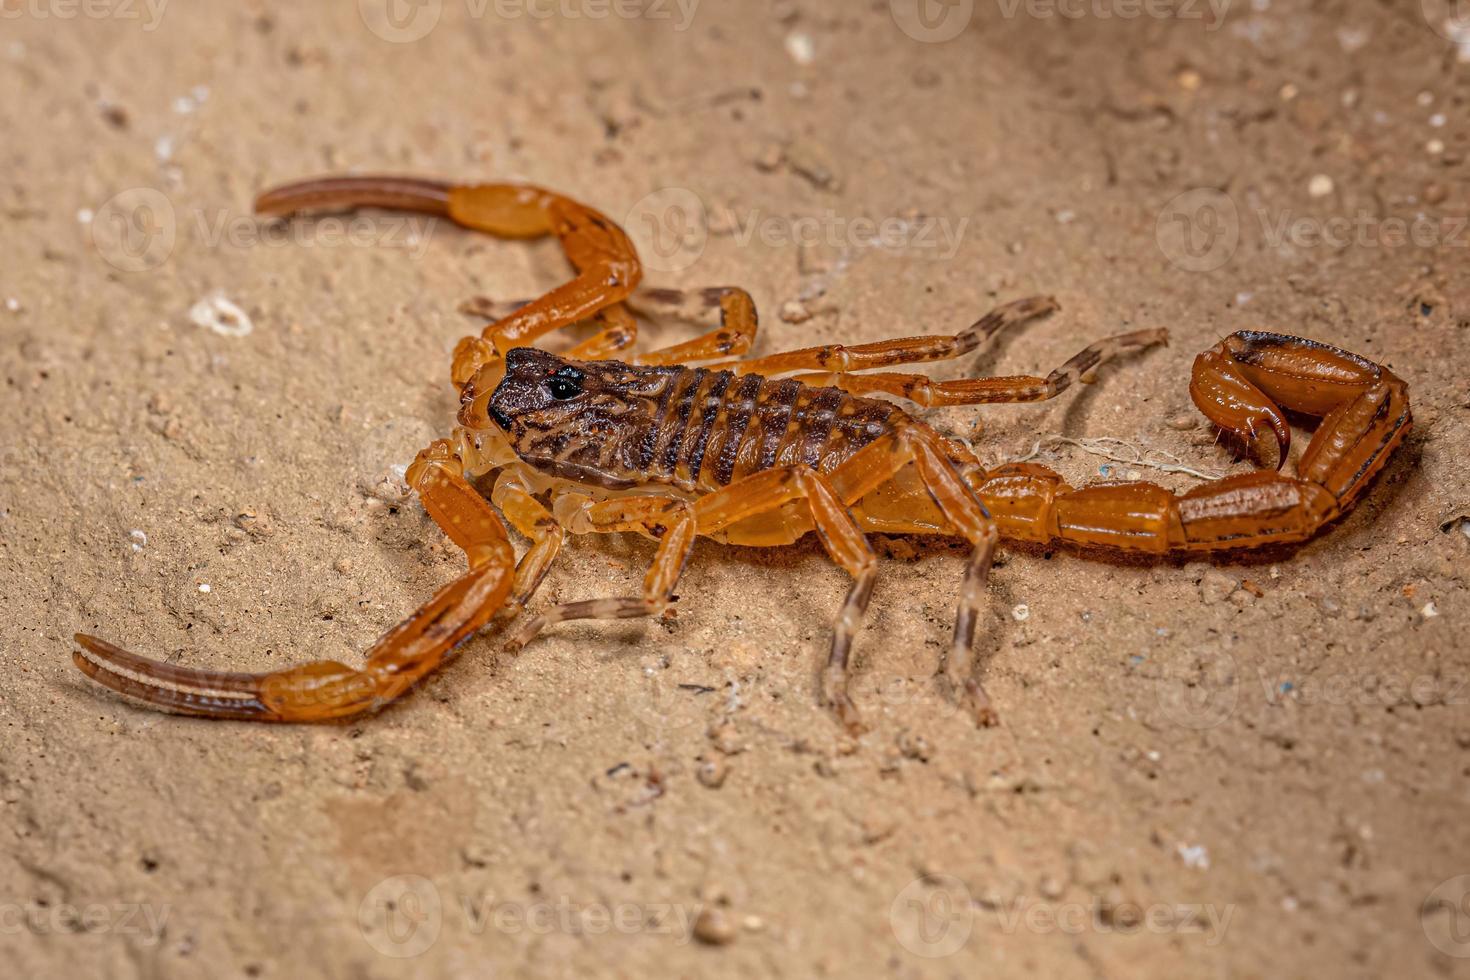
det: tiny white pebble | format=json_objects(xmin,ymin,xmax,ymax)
[
  {"xmin": 155, "ymin": 135, "xmax": 174, "ymax": 162},
  {"xmin": 1282, "ymin": 896, "xmax": 1298, "ymax": 912},
  {"xmin": 1279, "ymin": 82, "xmax": 1299, "ymax": 101},
  {"xmin": 1336, "ymin": 27, "xmax": 1369, "ymax": 53},
  {"xmin": 1235, "ymin": 291, "xmax": 1254, "ymax": 307},
  {"xmin": 129, "ymin": 529, "xmax": 148, "ymax": 551},
  {"xmin": 1011, "ymin": 603, "xmax": 1030, "ymax": 622},
  {"xmin": 172, "ymin": 96, "xmax": 195, "ymax": 115},
  {"xmin": 1430, "ymin": 113, "xmax": 1446, "ymax": 128},
  {"xmin": 785, "ymin": 32, "xmax": 815, "ymax": 65},
  {"xmin": 1146, "ymin": 750, "xmax": 1161, "ymax": 762},
  {"xmin": 1177, "ymin": 843, "xmax": 1210, "ymax": 870},
  {"xmin": 1308, "ymin": 174, "xmax": 1335, "ymax": 197},
  {"xmin": 77, "ymin": 208, "xmax": 94, "ymax": 224},
  {"xmin": 1125, "ymin": 469, "xmax": 1142, "ymax": 481},
  {"xmin": 1426, "ymin": 139, "xmax": 1445, "ymax": 155},
  {"xmin": 1055, "ymin": 209, "xmax": 1075, "ymax": 224},
  {"xmin": 5, "ymin": 297, "xmax": 19, "ymax": 313},
  {"xmin": 1417, "ymin": 90, "xmax": 1434, "ymax": 107},
  {"xmin": 189, "ymin": 293, "xmax": 254, "ymax": 338},
  {"xmin": 1422, "ymin": 601, "xmax": 1439, "ymax": 619},
  {"xmin": 198, "ymin": 583, "xmax": 211, "ymax": 593}
]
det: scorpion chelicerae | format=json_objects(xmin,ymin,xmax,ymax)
[{"xmin": 74, "ymin": 176, "xmax": 1412, "ymax": 731}]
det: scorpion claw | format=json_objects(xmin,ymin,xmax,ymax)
[{"xmin": 72, "ymin": 634, "xmax": 277, "ymax": 720}]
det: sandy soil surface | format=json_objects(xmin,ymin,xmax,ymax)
[{"xmin": 3, "ymin": 1, "xmax": 1469, "ymax": 976}]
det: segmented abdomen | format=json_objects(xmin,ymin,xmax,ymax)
[{"xmin": 635, "ymin": 366, "xmax": 904, "ymax": 493}]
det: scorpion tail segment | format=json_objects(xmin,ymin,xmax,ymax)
[
  {"xmin": 1199, "ymin": 331, "xmax": 1411, "ymax": 503},
  {"xmin": 973, "ymin": 333, "xmax": 1410, "ymax": 555},
  {"xmin": 254, "ymin": 175, "xmax": 454, "ymax": 218},
  {"xmin": 1190, "ymin": 348, "xmax": 1292, "ymax": 469}
]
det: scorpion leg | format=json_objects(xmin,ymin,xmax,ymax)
[
  {"xmin": 971, "ymin": 332, "xmax": 1411, "ymax": 553},
  {"xmin": 628, "ymin": 286, "xmax": 760, "ymax": 366},
  {"xmin": 825, "ymin": 426, "xmax": 1003, "ymax": 726},
  {"xmin": 709, "ymin": 295, "xmax": 1057, "ymax": 377},
  {"xmin": 488, "ymin": 471, "xmax": 565, "ymax": 617},
  {"xmin": 790, "ymin": 329, "xmax": 1168, "ymax": 407},
  {"xmin": 73, "ymin": 442, "xmax": 517, "ymax": 721},
  {"xmin": 509, "ymin": 468, "xmax": 878, "ymax": 733}
]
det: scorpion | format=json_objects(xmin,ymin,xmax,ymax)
[{"xmin": 73, "ymin": 175, "xmax": 1413, "ymax": 731}]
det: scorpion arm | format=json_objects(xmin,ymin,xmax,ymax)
[
  {"xmin": 255, "ymin": 176, "xmax": 641, "ymax": 375},
  {"xmin": 73, "ymin": 443, "xmax": 517, "ymax": 721},
  {"xmin": 973, "ymin": 332, "xmax": 1411, "ymax": 553}
]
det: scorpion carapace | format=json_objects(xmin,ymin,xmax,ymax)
[{"xmin": 73, "ymin": 175, "xmax": 1412, "ymax": 731}]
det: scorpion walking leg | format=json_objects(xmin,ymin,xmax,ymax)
[
  {"xmin": 972, "ymin": 332, "xmax": 1411, "ymax": 553},
  {"xmin": 488, "ymin": 471, "xmax": 565, "ymax": 617},
  {"xmin": 709, "ymin": 295, "xmax": 1057, "ymax": 377},
  {"xmin": 628, "ymin": 286, "xmax": 759, "ymax": 365},
  {"xmin": 510, "ymin": 468, "xmax": 878, "ymax": 732},
  {"xmin": 791, "ymin": 329, "xmax": 1168, "ymax": 407},
  {"xmin": 827, "ymin": 426, "xmax": 1002, "ymax": 725},
  {"xmin": 73, "ymin": 442, "xmax": 517, "ymax": 721}
]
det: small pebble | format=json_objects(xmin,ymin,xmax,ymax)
[
  {"xmin": 5, "ymin": 297, "xmax": 20, "ymax": 313},
  {"xmin": 1422, "ymin": 601, "xmax": 1440, "ymax": 619},
  {"xmin": 1427, "ymin": 139, "xmax": 1445, "ymax": 155},
  {"xmin": 77, "ymin": 208, "xmax": 94, "ymax": 224},
  {"xmin": 1417, "ymin": 90, "xmax": 1435, "ymax": 107},
  {"xmin": 189, "ymin": 294, "xmax": 254, "ymax": 338},
  {"xmin": 780, "ymin": 300, "xmax": 813, "ymax": 324},
  {"xmin": 1178, "ymin": 69, "xmax": 1202, "ymax": 91},
  {"xmin": 1430, "ymin": 113, "xmax": 1447, "ymax": 128},
  {"xmin": 1199, "ymin": 570, "xmax": 1237, "ymax": 604},
  {"xmin": 198, "ymin": 583, "xmax": 211, "ymax": 594},
  {"xmin": 784, "ymin": 32, "xmax": 815, "ymax": 66},
  {"xmin": 1168, "ymin": 415, "xmax": 1196, "ymax": 430},
  {"xmin": 1279, "ymin": 82, "xmax": 1298, "ymax": 100},
  {"xmin": 755, "ymin": 144, "xmax": 784, "ymax": 172},
  {"xmin": 1011, "ymin": 603, "xmax": 1030, "ymax": 622},
  {"xmin": 696, "ymin": 757, "xmax": 728, "ymax": 789},
  {"xmin": 129, "ymin": 529, "xmax": 148, "ymax": 552},
  {"xmin": 1308, "ymin": 174, "xmax": 1335, "ymax": 198},
  {"xmin": 693, "ymin": 908, "xmax": 737, "ymax": 946}
]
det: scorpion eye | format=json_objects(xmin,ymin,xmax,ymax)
[{"xmin": 546, "ymin": 367, "xmax": 584, "ymax": 401}]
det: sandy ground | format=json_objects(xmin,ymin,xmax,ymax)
[{"xmin": 3, "ymin": 0, "xmax": 1469, "ymax": 976}]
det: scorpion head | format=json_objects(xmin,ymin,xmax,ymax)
[{"xmin": 471, "ymin": 348, "xmax": 673, "ymax": 488}]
